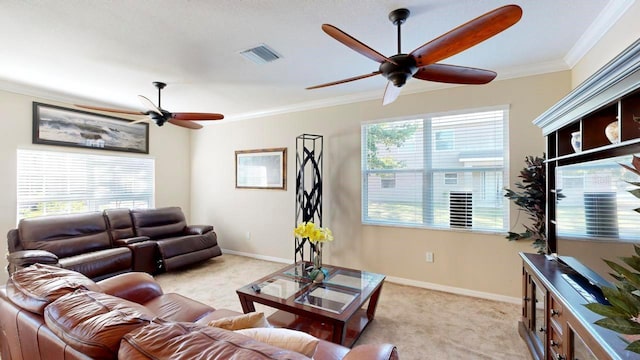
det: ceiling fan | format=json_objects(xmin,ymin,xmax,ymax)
[
  {"xmin": 307, "ymin": 4, "xmax": 523, "ymax": 105},
  {"xmin": 76, "ymin": 82, "xmax": 224, "ymax": 130}
]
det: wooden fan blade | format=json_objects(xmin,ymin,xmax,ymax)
[
  {"xmin": 322, "ymin": 24, "xmax": 395, "ymax": 65},
  {"xmin": 306, "ymin": 71, "xmax": 382, "ymax": 90},
  {"xmin": 168, "ymin": 119, "xmax": 203, "ymax": 129},
  {"xmin": 382, "ymin": 81, "xmax": 402, "ymax": 106},
  {"xmin": 75, "ymin": 104, "xmax": 145, "ymax": 116},
  {"xmin": 138, "ymin": 95, "xmax": 163, "ymax": 116},
  {"xmin": 171, "ymin": 112, "xmax": 224, "ymax": 121},
  {"xmin": 413, "ymin": 63, "xmax": 496, "ymax": 84},
  {"xmin": 410, "ymin": 5, "xmax": 522, "ymax": 67}
]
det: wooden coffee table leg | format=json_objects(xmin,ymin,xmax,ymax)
[
  {"xmin": 332, "ymin": 321, "xmax": 346, "ymax": 345},
  {"xmin": 239, "ymin": 295, "xmax": 256, "ymax": 313},
  {"xmin": 366, "ymin": 283, "xmax": 384, "ymax": 320}
]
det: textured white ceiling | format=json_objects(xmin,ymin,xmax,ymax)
[{"xmin": 0, "ymin": 0, "xmax": 629, "ymax": 121}]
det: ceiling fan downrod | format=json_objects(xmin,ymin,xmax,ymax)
[
  {"xmin": 389, "ymin": 8, "xmax": 410, "ymax": 54},
  {"xmin": 153, "ymin": 81, "xmax": 166, "ymax": 108},
  {"xmin": 380, "ymin": 9, "xmax": 416, "ymax": 88}
]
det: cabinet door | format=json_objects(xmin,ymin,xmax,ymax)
[
  {"xmin": 523, "ymin": 267, "xmax": 532, "ymax": 325},
  {"xmin": 531, "ymin": 277, "xmax": 547, "ymax": 359},
  {"xmin": 569, "ymin": 326, "xmax": 597, "ymax": 360}
]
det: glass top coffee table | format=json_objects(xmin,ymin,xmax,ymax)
[{"xmin": 236, "ymin": 262, "xmax": 385, "ymax": 347}]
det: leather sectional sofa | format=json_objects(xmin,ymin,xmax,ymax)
[
  {"xmin": 6, "ymin": 207, "xmax": 221, "ymax": 280},
  {"xmin": 0, "ymin": 264, "xmax": 399, "ymax": 360}
]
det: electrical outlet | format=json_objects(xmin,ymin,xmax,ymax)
[
  {"xmin": 425, "ymin": 252, "xmax": 434, "ymax": 263},
  {"xmin": 246, "ymin": 231, "xmax": 251, "ymax": 240}
]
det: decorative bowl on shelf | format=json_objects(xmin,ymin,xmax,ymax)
[
  {"xmin": 605, "ymin": 121, "xmax": 619, "ymax": 144},
  {"xmin": 571, "ymin": 131, "xmax": 581, "ymax": 152}
]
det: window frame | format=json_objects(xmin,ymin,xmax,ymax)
[{"xmin": 361, "ymin": 106, "xmax": 509, "ymax": 233}]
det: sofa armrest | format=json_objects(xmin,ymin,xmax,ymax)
[
  {"xmin": 343, "ymin": 344, "xmax": 399, "ymax": 360},
  {"xmin": 97, "ymin": 272, "xmax": 163, "ymax": 304},
  {"xmin": 114, "ymin": 236, "xmax": 151, "ymax": 246},
  {"xmin": 7, "ymin": 250, "xmax": 59, "ymax": 267},
  {"xmin": 184, "ymin": 225, "xmax": 214, "ymax": 235}
]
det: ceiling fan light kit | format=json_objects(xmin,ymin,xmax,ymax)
[
  {"xmin": 76, "ymin": 82, "xmax": 224, "ymax": 130},
  {"xmin": 307, "ymin": 4, "xmax": 523, "ymax": 105}
]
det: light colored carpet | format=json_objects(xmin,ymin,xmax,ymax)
[{"xmin": 155, "ymin": 254, "xmax": 531, "ymax": 360}]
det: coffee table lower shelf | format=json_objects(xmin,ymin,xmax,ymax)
[{"xmin": 267, "ymin": 308, "xmax": 373, "ymax": 348}]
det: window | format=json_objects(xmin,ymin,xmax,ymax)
[
  {"xmin": 380, "ymin": 174, "xmax": 396, "ymax": 188},
  {"xmin": 361, "ymin": 107, "xmax": 508, "ymax": 232},
  {"xmin": 556, "ymin": 156, "xmax": 640, "ymax": 241},
  {"xmin": 17, "ymin": 149, "xmax": 154, "ymax": 220},
  {"xmin": 435, "ymin": 130, "xmax": 454, "ymax": 151},
  {"xmin": 444, "ymin": 173, "xmax": 458, "ymax": 185}
]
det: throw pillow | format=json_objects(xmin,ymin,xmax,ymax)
[
  {"xmin": 208, "ymin": 311, "xmax": 270, "ymax": 330},
  {"xmin": 6, "ymin": 263, "xmax": 99, "ymax": 315},
  {"xmin": 235, "ymin": 327, "xmax": 320, "ymax": 358},
  {"xmin": 44, "ymin": 289, "xmax": 154, "ymax": 359}
]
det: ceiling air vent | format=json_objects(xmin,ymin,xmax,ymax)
[{"xmin": 240, "ymin": 44, "xmax": 281, "ymax": 64}]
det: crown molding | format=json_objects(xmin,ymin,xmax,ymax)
[
  {"xmin": 564, "ymin": 0, "xmax": 635, "ymax": 68},
  {"xmin": 0, "ymin": 78, "xmax": 120, "ymax": 109},
  {"xmin": 534, "ymin": 38, "xmax": 640, "ymax": 134}
]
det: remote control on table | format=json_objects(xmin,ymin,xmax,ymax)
[{"xmin": 251, "ymin": 284, "xmax": 261, "ymax": 293}]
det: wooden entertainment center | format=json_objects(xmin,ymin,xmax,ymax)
[{"xmin": 520, "ymin": 39, "xmax": 640, "ymax": 360}]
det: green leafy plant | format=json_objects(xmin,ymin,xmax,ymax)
[
  {"xmin": 585, "ymin": 245, "xmax": 640, "ymax": 354},
  {"xmin": 585, "ymin": 155, "xmax": 640, "ymax": 354},
  {"xmin": 504, "ymin": 155, "xmax": 549, "ymax": 254}
]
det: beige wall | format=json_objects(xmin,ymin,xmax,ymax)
[
  {"xmin": 0, "ymin": 89, "xmax": 192, "ymax": 283},
  {"xmin": 191, "ymin": 71, "xmax": 571, "ymax": 299}
]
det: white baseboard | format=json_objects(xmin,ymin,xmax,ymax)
[
  {"xmin": 221, "ymin": 249, "xmax": 521, "ymax": 305},
  {"xmin": 222, "ymin": 249, "xmax": 291, "ymax": 264},
  {"xmin": 384, "ymin": 275, "xmax": 521, "ymax": 305}
]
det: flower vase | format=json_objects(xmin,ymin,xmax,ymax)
[
  {"xmin": 570, "ymin": 131, "xmax": 581, "ymax": 152},
  {"xmin": 309, "ymin": 243, "xmax": 327, "ymax": 283}
]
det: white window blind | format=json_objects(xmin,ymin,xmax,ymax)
[
  {"xmin": 362, "ymin": 108, "xmax": 508, "ymax": 232},
  {"xmin": 17, "ymin": 149, "xmax": 154, "ymax": 219},
  {"xmin": 556, "ymin": 155, "xmax": 640, "ymax": 241}
]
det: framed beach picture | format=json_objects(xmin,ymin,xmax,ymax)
[
  {"xmin": 32, "ymin": 102, "xmax": 149, "ymax": 154},
  {"xmin": 235, "ymin": 147, "xmax": 287, "ymax": 190}
]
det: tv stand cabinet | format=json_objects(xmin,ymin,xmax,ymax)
[{"xmin": 520, "ymin": 253, "xmax": 630, "ymax": 360}]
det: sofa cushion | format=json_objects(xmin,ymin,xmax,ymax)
[
  {"xmin": 131, "ymin": 207, "xmax": 187, "ymax": 239},
  {"xmin": 57, "ymin": 247, "xmax": 132, "ymax": 280},
  {"xmin": 235, "ymin": 328, "xmax": 320, "ymax": 358},
  {"xmin": 44, "ymin": 290, "xmax": 154, "ymax": 359},
  {"xmin": 208, "ymin": 312, "xmax": 269, "ymax": 330},
  {"xmin": 104, "ymin": 208, "xmax": 136, "ymax": 240},
  {"xmin": 18, "ymin": 211, "xmax": 112, "ymax": 258},
  {"xmin": 6, "ymin": 264, "xmax": 99, "ymax": 315},
  {"xmin": 143, "ymin": 292, "xmax": 214, "ymax": 322},
  {"xmin": 119, "ymin": 321, "xmax": 310, "ymax": 360}
]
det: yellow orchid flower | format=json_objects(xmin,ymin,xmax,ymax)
[{"xmin": 293, "ymin": 222, "xmax": 333, "ymax": 243}]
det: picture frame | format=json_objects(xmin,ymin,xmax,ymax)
[
  {"xmin": 32, "ymin": 102, "xmax": 149, "ymax": 154},
  {"xmin": 235, "ymin": 148, "xmax": 287, "ymax": 190}
]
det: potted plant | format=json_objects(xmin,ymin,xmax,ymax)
[
  {"xmin": 504, "ymin": 155, "xmax": 549, "ymax": 254},
  {"xmin": 585, "ymin": 155, "xmax": 640, "ymax": 354}
]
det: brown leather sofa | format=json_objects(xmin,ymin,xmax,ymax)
[
  {"xmin": 7, "ymin": 207, "xmax": 222, "ymax": 280},
  {"xmin": 129, "ymin": 207, "xmax": 222, "ymax": 271},
  {"xmin": 0, "ymin": 264, "xmax": 399, "ymax": 360}
]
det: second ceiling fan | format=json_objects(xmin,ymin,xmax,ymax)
[
  {"xmin": 307, "ymin": 4, "xmax": 523, "ymax": 105},
  {"xmin": 77, "ymin": 82, "xmax": 224, "ymax": 130}
]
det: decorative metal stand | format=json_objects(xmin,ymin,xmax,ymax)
[{"xmin": 294, "ymin": 134, "xmax": 323, "ymax": 267}]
